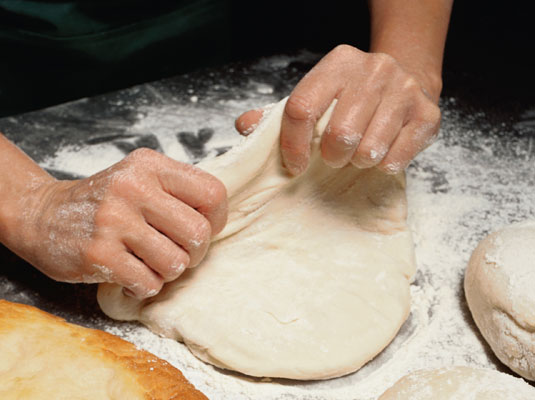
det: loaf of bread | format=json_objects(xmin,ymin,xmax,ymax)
[{"xmin": 0, "ymin": 299, "xmax": 207, "ymax": 399}]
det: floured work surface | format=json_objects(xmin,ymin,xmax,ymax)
[
  {"xmin": 98, "ymin": 98, "xmax": 416, "ymax": 380},
  {"xmin": 1, "ymin": 52, "xmax": 535, "ymax": 398}
]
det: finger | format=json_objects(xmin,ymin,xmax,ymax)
[
  {"xmin": 151, "ymin": 156, "xmax": 228, "ymax": 235},
  {"xmin": 141, "ymin": 192, "xmax": 211, "ymax": 268},
  {"xmin": 281, "ymin": 72, "xmax": 343, "ymax": 175},
  {"xmin": 351, "ymin": 98, "xmax": 411, "ymax": 168},
  {"xmin": 235, "ymin": 109, "xmax": 264, "ymax": 136},
  {"xmin": 320, "ymin": 89, "xmax": 380, "ymax": 168},
  {"xmin": 377, "ymin": 115, "xmax": 440, "ymax": 174},
  {"xmin": 112, "ymin": 252, "xmax": 164, "ymax": 299},
  {"xmin": 124, "ymin": 222, "xmax": 190, "ymax": 283}
]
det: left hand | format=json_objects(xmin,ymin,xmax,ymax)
[{"xmin": 236, "ymin": 44, "xmax": 441, "ymax": 175}]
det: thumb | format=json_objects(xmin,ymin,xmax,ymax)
[{"xmin": 235, "ymin": 109, "xmax": 264, "ymax": 136}]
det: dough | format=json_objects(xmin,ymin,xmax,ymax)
[
  {"xmin": 378, "ymin": 366, "xmax": 535, "ymax": 399},
  {"xmin": 98, "ymin": 98, "xmax": 416, "ymax": 380},
  {"xmin": 464, "ymin": 220, "xmax": 535, "ymax": 381},
  {"xmin": 0, "ymin": 300, "xmax": 206, "ymax": 400}
]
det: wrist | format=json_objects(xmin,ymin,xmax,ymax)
[
  {"xmin": 368, "ymin": 0, "xmax": 452, "ymax": 103},
  {"xmin": 375, "ymin": 50, "xmax": 443, "ymax": 103},
  {"xmin": 407, "ymin": 66, "xmax": 443, "ymax": 103},
  {"xmin": 0, "ymin": 174, "xmax": 57, "ymax": 259}
]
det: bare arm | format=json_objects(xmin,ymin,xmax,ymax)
[{"xmin": 0, "ymin": 134, "xmax": 55, "ymax": 248}]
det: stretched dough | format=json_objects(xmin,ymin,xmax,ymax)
[
  {"xmin": 98, "ymin": 98, "xmax": 416, "ymax": 380},
  {"xmin": 465, "ymin": 220, "xmax": 535, "ymax": 381},
  {"xmin": 379, "ymin": 366, "xmax": 535, "ymax": 399}
]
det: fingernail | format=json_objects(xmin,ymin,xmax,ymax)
[
  {"xmin": 323, "ymin": 157, "xmax": 348, "ymax": 169},
  {"xmin": 351, "ymin": 158, "xmax": 373, "ymax": 169},
  {"xmin": 333, "ymin": 134, "xmax": 360, "ymax": 150},
  {"xmin": 170, "ymin": 263, "xmax": 187, "ymax": 280},
  {"xmin": 145, "ymin": 288, "xmax": 159, "ymax": 297},
  {"xmin": 370, "ymin": 145, "xmax": 388, "ymax": 162},
  {"xmin": 284, "ymin": 155, "xmax": 309, "ymax": 175},
  {"xmin": 176, "ymin": 263, "xmax": 186, "ymax": 275},
  {"xmin": 289, "ymin": 164, "xmax": 307, "ymax": 175},
  {"xmin": 243, "ymin": 123, "xmax": 258, "ymax": 136},
  {"xmin": 122, "ymin": 287, "xmax": 136, "ymax": 298},
  {"xmin": 383, "ymin": 162, "xmax": 406, "ymax": 175}
]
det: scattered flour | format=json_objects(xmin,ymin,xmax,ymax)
[{"xmin": 3, "ymin": 55, "xmax": 535, "ymax": 398}]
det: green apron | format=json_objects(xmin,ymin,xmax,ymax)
[{"xmin": 0, "ymin": 1, "xmax": 231, "ymax": 117}]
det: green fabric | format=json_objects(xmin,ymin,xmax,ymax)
[{"xmin": 0, "ymin": 1, "xmax": 231, "ymax": 117}]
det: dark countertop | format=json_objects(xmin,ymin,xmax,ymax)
[{"xmin": 1, "ymin": 51, "xmax": 534, "ymax": 398}]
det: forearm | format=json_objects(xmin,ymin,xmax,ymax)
[
  {"xmin": 368, "ymin": 0, "xmax": 453, "ymax": 101},
  {"xmin": 0, "ymin": 133, "xmax": 55, "ymax": 249}
]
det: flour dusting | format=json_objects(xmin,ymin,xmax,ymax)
[
  {"xmin": 484, "ymin": 221, "xmax": 535, "ymax": 309},
  {"xmin": 2, "ymin": 54, "xmax": 535, "ymax": 398}
]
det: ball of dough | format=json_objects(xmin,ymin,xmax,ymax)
[
  {"xmin": 379, "ymin": 367, "xmax": 535, "ymax": 399},
  {"xmin": 464, "ymin": 220, "xmax": 535, "ymax": 380}
]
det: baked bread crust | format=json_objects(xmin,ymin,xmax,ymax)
[{"xmin": 0, "ymin": 299, "xmax": 207, "ymax": 400}]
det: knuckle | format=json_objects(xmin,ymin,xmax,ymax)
[
  {"xmin": 402, "ymin": 76, "xmax": 421, "ymax": 93},
  {"xmin": 372, "ymin": 52, "xmax": 397, "ymax": 71},
  {"xmin": 331, "ymin": 44, "xmax": 358, "ymax": 58},
  {"xmin": 93, "ymin": 203, "xmax": 120, "ymax": 228},
  {"xmin": 285, "ymin": 94, "xmax": 315, "ymax": 122},
  {"xmin": 378, "ymin": 157, "xmax": 404, "ymax": 175},
  {"xmin": 120, "ymin": 148, "xmax": 163, "ymax": 174},
  {"xmin": 83, "ymin": 240, "xmax": 110, "ymax": 267},
  {"xmin": 426, "ymin": 103, "xmax": 442, "ymax": 124},
  {"xmin": 363, "ymin": 53, "xmax": 398, "ymax": 85},
  {"xmin": 416, "ymin": 96, "xmax": 441, "ymax": 121},
  {"xmin": 126, "ymin": 147, "xmax": 159, "ymax": 162},
  {"xmin": 110, "ymin": 173, "xmax": 139, "ymax": 194},
  {"xmin": 204, "ymin": 177, "xmax": 228, "ymax": 208},
  {"xmin": 107, "ymin": 164, "xmax": 154, "ymax": 198}
]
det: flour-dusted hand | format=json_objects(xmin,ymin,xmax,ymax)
[
  {"xmin": 236, "ymin": 0, "xmax": 453, "ymax": 176},
  {"xmin": 0, "ymin": 138, "xmax": 227, "ymax": 299},
  {"xmin": 283, "ymin": 45, "xmax": 441, "ymax": 174},
  {"xmin": 237, "ymin": 45, "xmax": 441, "ymax": 175}
]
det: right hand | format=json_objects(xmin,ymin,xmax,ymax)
[{"xmin": 16, "ymin": 148, "xmax": 227, "ymax": 299}]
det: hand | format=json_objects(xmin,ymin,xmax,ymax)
[
  {"xmin": 236, "ymin": 45, "xmax": 441, "ymax": 175},
  {"xmin": 16, "ymin": 148, "xmax": 227, "ymax": 299}
]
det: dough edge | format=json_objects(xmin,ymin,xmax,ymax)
[{"xmin": 464, "ymin": 220, "xmax": 535, "ymax": 381}]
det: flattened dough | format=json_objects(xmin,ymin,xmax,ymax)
[
  {"xmin": 378, "ymin": 366, "xmax": 535, "ymax": 399},
  {"xmin": 98, "ymin": 98, "xmax": 416, "ymax": 380},
  {"xmin": 465, "ymin": 221, "xmax": 535, "ymax": 381}
]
